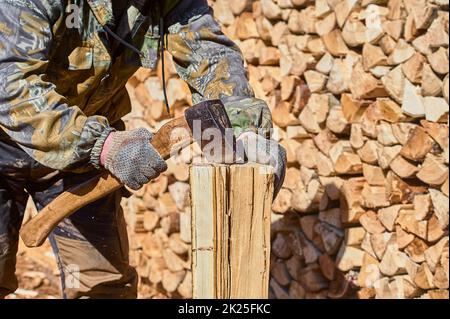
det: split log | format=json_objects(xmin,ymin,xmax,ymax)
[
  {"xmin": 397, "ymin": 209, "xmax": 428, "ymax": 240},
  {"xmin": 400, "ymin": 126, "xmax": 435, "ymax": 161},
  {"xmin": 340, "ymin": 177, "xmax": 367, "ymax": 224},
  {"xmin": 322, "ymin": 30, "xmax": 349, "ymax": 56},
  {"xmin": 336, "ymin": 244, "xmax": 364, "ymax": 272},
  {"xmin": 421, "ymin": 63, "xmax": 443, "ymax": 97},
  {"xmin": 416, "ymin": 155, "xmax": 448, "ymax": 185},
  {"xmin": 371, "ymin": 232, "xmax": 393, "ymax": 260},
  {"xmin": 402, "ymin": 52, "xmax": 427, "ymax": 84},
  {"xmin": 427, "ymin": 47, "xmax": 449, "ymax": 75},
  {"xmin": 359, "ymin": 210, "xmax": 386, "ymax": 234},
  {"xmin": 423, "ymin": 97, "xmax": 449, "ymax": 122},
  {"xmin": 190, "ymin": 164, "xmax": 273, "ymax": 298}
]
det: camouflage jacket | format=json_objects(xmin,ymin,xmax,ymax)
[{"xmin": 0, "ymin": 0, "xmax": 272, "ymax": 171}]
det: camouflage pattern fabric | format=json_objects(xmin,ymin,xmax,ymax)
[
  {"xmin": 0, "ymin": 136, "xmax": 137, "ymax": 298},
  {"xmin": 0, "ymin": 0, "xmax": 272, "ymax": 172}
]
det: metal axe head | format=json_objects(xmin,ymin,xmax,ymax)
[{"xmin": 184, "ymin": 100, "xmax": 236, "ymax": 163}]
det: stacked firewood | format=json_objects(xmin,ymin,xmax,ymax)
[
  {"xmin": 124, "ymin": 0, "xmax": 449, "ymax": 299},
  {"xmin": 121, "ymin": 68, "xmax": 191, "ymax": 298}
]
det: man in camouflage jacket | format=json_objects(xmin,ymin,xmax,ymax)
[{"xmin": 0, "ymin": 0, "xmax": 285, "ymax": 298}]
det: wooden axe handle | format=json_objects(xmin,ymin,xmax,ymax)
[{"xmin": 20, "ymin": 116, "xmax": 192, "ymax": 247}]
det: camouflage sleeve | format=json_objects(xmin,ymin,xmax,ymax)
[
  {"xmin": 0, "ymin": 1, "xmax": 112, "ymax": 171},
  {"xmin": 165, "ymin": 0, "xmax": 273, "ymax": 138}
]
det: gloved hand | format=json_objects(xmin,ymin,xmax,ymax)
[
  {"xmin": 99, "ymin": 128, "xmax": 167, "ymax": 190},
  {"xmin": 236, "ymin": 131, "xmax": 287, "ymax": 199}
]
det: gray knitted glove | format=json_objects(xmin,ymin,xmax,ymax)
[
  {"xmin": 102, "ymin": 128, "xmax": 167, "ymax": 190},
  {"xmin": 236, "ymin": 132, "xmax": 287, "ymax": 199}
]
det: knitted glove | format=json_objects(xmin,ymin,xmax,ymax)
[
  {"xmin": 100, "ymin": 128, "xmax": 167, "ymax": 190},
  {"xmin": 236, "ymin": 132, "xmax": 287, "ymax": 199}
]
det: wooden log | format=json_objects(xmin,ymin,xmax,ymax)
[
  {"xmin": 429, "ymin": 189, "xmax": 449, "ymax": 230},
  {"xmin": 425, "ymin": 237, "xmax": 449, "ymax": 273},
  {"xmin": 296, "ymin": 139, "xmax": 319, "ymax": 168},
  {"xmin": 377, "ymin": 122, "xmax": 399, "ymax": 146},
  {"xmin": 427, "ymin": 47, "xmax": 449, "ymax": 75},
  {"xmin": 379, "ymin": 244, "xmax": 408, "ymax": 276},
  {"xmin": 322, "ymin": 30, "xmax": 350, "ymax": 56},
  {"xmin": 378, "ymin": 205, "xmax": 403, "ymax": 231},
  {"xmin": 334, "ymin": 0, "xmax": 358, "ymax": 27},
  {"xmin": 350, "ymin": 63, "xmax": 388, "ymax": 100},
  {"xmin": 291, "ymin": 178, "xmax": 327, "ymax": 213},
  {"xmin": 272, "ymin": 101, "xmax": 301, "ymax": 128},
  {"xmin": 423, "ymin": 97, "xmax": 449, "ymax": 122},
  {"xmin": 358, "ymin": 253, "xmax": 381, "ymax": 288},
  {"xmin": 389, "ymin": 155, "xmax": 419, "ymax": 179},
  {"xmin": 396, "ymin": 225, "xmax": 415, "ymax": 250},
  {"xmin": 397, "ymin": 209, "xmax": 428, "ymax": 240},
  {"xmin": 362, "ymin": 43, "xmax": 388, "ymax": 71},
  {"xmin": 422, "ymin": 63, "xmax": 443, "ymax": 97},
  {"xmin": 341, "ymin": 93, "xmax": 370, "ymax": 124},
  {"xmin": 213, "ymin": 0, "xmax": 235, "ymax": 26},
  {"xmin": 420, "ymin": 120, "xmax": 449, "ymax": 164},
  {"xmin": 414, "ymin": 263, "xmax": 435, "ymax": 290},
  {"xmin": 143, "ymin": 210, "xmax": 159, "ymax": 232},
  {"xmin": 365, "ymin": 4, "xmax": 386, "ymax": 43},
  {"xmin": 416, "ymin": 155, "xmax": 448, "ymax": 185},
  {"xmin": 315, "ymin": 12, "xmax": 337, "ymax": 37},
  {"xmin": 315, "ymin": 222, "xmax": 344, "ymax": 254},
  {"xmin": 378, "ymin": 145, "xmax": 402, "ymax": 170},
  {"xmin": 342, "ymin": 15, "xmax": 367, "ymax": 47},
  {"xmin": 345, "ymin": 227, "xmax": 366, "ymax": 247},
  {"xmin": 271, "ymin": 260, "xmax": 291, "ymax": 286},
  {"xmin": 381, "ymin": 65, "xmax": 405, "ymax": 104},
  {"xmin": 330, "ymin": 142, "xmax": 363, "ymax": 175},
  {"xmin": 163, "ymin": 249, "xmax": 187, "ymax": 272},
  {"xmin": 386, "ymin": 171, "xmax": 427, "ymax": 204},
  {"xmin": 359, "ymin": 210, "xmax": 386, "ymax": 234},
  {"xmin": 358, "ymin": 140, "xmax": 381, "ymax": 164},
  {"xmin": 190, "ymin": 164, "xmax": 273, "ymax": 298},
  {"xmin": 229, "ymin": 0, "xmax": 252, "ymax": 15},
  {"xmin": 272, "ymin": 188, "xmax": 292, "ymax": 214},
  {"xmin": 340, "ymin": 177, "xmax": 367, "ymax": 224},
  {"xmin": 387, "ymin": 39, "xmax": 415, "ymax": 65},
  {"xmin": 400, "ymin": 126, "xmax": 435, "ymax": 161},
  {"xmin": 382, "ymin": 19, "xmax": 403, "ymax": 40},
  {"xmin": 391, "ymin": 123, "xmax": 417, "ymax": 145},
  {"xmin": 371, "ymin": 232, "xmax": 393, "ymax": 260},
  {"xmin": 304, "ymin": 70, "xmax": 328, "ymax": 93},
  {"xmin": 336, "ymin": 244, "xmax": 364, "ymax": 271},
  {"xmin": 261, "ymin": 0, "xmax": 282, "ymax": 20},
  {"xmin": 299, "ymin": 264, "xmax": 329, "ymax": 292},
  {"xmin": 177, "ymin": 271, "xmax": 193, "ymax": 298},
  {"xmin": 319, "ymin": 254, "xmax": 336, "ymax": 281},
  {"xmin": 326, "ymin": 105, "xmax": 350, "ymax": 135},
  {"xmin": 402, "ymin": 80, "xmax": 426, "ymax": 118},
  {"xmin": 402, "ymin": 52, "xmax": 427, "ymax": 84},
  {"xmin": 162, "ymin": 269, "xmax": 186, "ymax": 293},
  {"xmin": 405, "ymin": 237, "xmax": 429, "ymax": 263},
  {"xmin": 326, "ymin": 56, "xmax": 356, "ymax": 94},
  {"xmin": 236, "ymin": 12, "xmax": 260, "ymax": 40},
  {"xmin": 379, "ymin": 35, "xmax": 397, "ymax": 55},
  {"xmin": 443, "ymin": 75, "xmax": 449, "ymax": 103}
]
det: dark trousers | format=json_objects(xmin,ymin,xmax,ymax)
[{"xmin": 0, "ymin": 136, "xmax": 137, "ymax": 298}]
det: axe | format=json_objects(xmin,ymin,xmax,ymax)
[{"xmin": 20, "ymin": 100, "xmax": 234, "ymax": 248}]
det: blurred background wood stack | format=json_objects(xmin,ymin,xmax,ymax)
[{"xmin": 123, "ymin": 0, "xmax": 449, "ymax": 299}]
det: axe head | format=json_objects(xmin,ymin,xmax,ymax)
[{"xmin": 184, "ymin": 100, "xmax": 236, "ymax": 163}]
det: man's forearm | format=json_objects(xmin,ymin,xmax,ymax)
[{"xmin": 165, "ymin": 0, "xmax": 273, "ymax": 137}]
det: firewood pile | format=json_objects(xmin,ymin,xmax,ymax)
[{"xmin": 123, "ymin": 0, "xmax": 449, "ymax": 299}]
